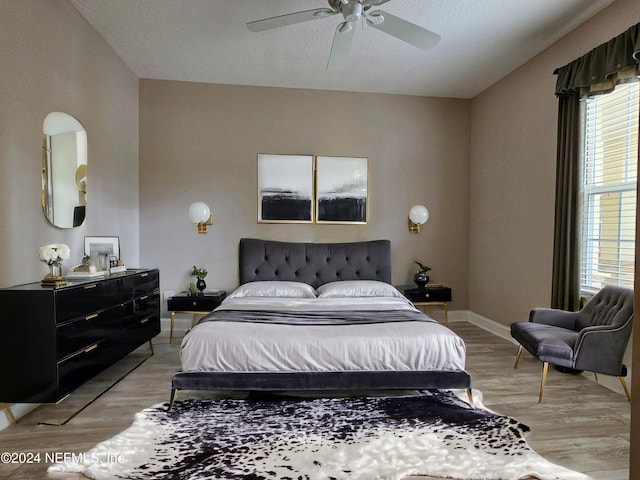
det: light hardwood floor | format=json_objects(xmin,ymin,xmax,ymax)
[{"xmin": 0, "ymin": 321, "xmax": 630, "ymax": 479}]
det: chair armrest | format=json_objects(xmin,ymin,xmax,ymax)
[
  {"xmin": 529, "ymin": 308, "xmax": 578, "ymax": 329},
  {"xmin": 574, "ymin": 322, "xmax": 632, "ymax": 375}
]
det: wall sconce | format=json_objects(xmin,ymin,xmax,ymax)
[
  {"xmin": 408, "ymin": 205, "xmax": 429, "ymax": 233},
  {"xmin": 188, "ymin": 202, "xmax": 213, "ymax": 234}
]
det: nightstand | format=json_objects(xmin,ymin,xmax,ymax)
[
  {"xmin": 167, "ymin": 291, "xmax": 226, "ymax": 344},
  {"xmin": 396, "ymin": 284, "xmax": 452, "ymax": 326}
]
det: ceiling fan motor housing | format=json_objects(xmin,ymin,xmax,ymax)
[{"xmin": 341, "ymin": 2, "xmax": 363, "ymax": 22}]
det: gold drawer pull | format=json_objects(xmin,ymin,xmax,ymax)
[
  {"xmin": 140, "ymin": 273, "xmax": 149, "ymax": 278},
  {"xmin": 424, "ymin": 293, "xmax": 430, "ymax": 299},
  {"xmin": 139, "ymin": 295, "xmax": 149, "ymax": 301},
  {"xmin": 85, "ymin": 313, "xmax": 98, "ymax": 321},
  {"xmin": 84, "ymin": 284, "xmax": 97, "ymax": 290},
  {"xmin": 84, "ymin": 344, "xmax": 98, "ymax": 353},
  {"xmin": 140, "ymin": 317, "xmax": 149, "ymax": 324},
  {"xmin": 192, "ymin": 301, "xmax": 197, "ymax": 307}
]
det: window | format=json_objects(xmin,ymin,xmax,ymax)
[{"xmin": 580, "ymin": 82, "xmax": 639, "ymax": 295}]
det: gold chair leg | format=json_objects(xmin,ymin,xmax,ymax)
[
  {"xmin": 620, "ymin": 377, "xmax": 631, "ymax": 402},
  {"xmin": 538, "ymin": 362, "xmax": 549, "ymax": 404},
  {"xmin": 514, "ymin": 345, "xmax": 523, "ymax": 369}
]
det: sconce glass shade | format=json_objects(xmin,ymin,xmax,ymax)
[
  {"xmin": 408, "ymin": 205, "xmax": 429, "ymax": 233},
  {"xmin": 188, "ymin": 202, "xmax": 212, "ymax": 233}
]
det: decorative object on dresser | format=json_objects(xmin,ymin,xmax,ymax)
[
  {"xmin": 167, "ymin": 290, "xmax": 226, "ymax": 344},
  {"xmin": 0, "ymin": 269, "xmax": 160, "ymax": 424},
  {"xmin": 38, "ymin": 243, "xmax": 71, "ymax": 288},
  {"xmin": 397, "ymin": 283, "xmax": 452, "ymax": 325},
  {"xmin": 49, "ymin": 390, "xmax": 590, "ymax": 480},
  {"xmin": 84, "ymin": 236, "xmax": 120, "ymax": 272}
]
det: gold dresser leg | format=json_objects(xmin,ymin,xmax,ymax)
[{"xmin": 1, "ymin": 403, "xmax": 16, "ymax": 424}]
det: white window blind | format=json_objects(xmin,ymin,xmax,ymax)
[{"xmin": 580, "ymin": 82, "xmax": 639, "ymax": 295}]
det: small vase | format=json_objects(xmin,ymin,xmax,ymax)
[
  {"xmin": 413, "ymin": 272, "xmax": 429, "ymax": 288},
  {"xmin": 44, "ymin": 264, "xmax": 63, "ymax": 281},
  {"xmin": 196, "ymin": 278, "xmax": 206, "ymax": 292}
]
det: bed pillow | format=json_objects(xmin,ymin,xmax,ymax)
[
  {"xmin": 226, "ymin": 281, "xmax": 317, "ymax": 299},
  {"xmin": 316, "ymin": 280, "xmax": 403, "ymax": 299}
]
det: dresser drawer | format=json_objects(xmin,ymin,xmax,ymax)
[
  {"xmin": 122, "ymin": 293, "xmax": 160, "ymax": 328},
  {"xmin": 121, "ymin": 270, "xmax": 159, "ymax": 298},
  {"xmin": 56, "ymin": 306, "xmax": 122, "ymax": 361},
  {"xmin": 122, "ymin": 293, "xmax": 160, "ymax": 351},
  {"xmin": 55, "ymin": 279, "xmax": 119, "ymax": 323},
  {"xmin": 57, "ymin": 336, "xmax": 121, "ymax": 397}
]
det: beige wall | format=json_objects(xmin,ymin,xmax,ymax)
[
  {"xmin": 0, "ymin": 0, "xmax": 140, "ymax": 288},
  {"xmin": 139, "ymin": 81, "xmax": 470, "ymax": 306},
  {"xmin": 469, "ymin": 3, "xmax": 640, "ymax": 475},
  {"xmin": 469, "ymin": 0, "xmax": 640, "ymax": 326}
]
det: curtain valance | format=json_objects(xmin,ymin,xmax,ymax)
[{"xmin": 554, "ymin": 23, "xmax": 640, "ymax": 96}]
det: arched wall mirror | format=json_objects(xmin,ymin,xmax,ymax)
[{"xmin": 42, "ymin": 112, "xmax": 87, "ymax": 228}]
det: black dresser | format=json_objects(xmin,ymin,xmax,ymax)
[{"xmin": 0, "ymin": 268, "xmax": 160, "ymax": 403}]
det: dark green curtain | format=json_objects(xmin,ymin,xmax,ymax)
[{"xmin": 551, "ymin": 23, "xmax": 640, "ymax": 310}]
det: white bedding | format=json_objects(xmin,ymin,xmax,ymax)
[{"xmin": 180, "ymin": 296, "xmax": 466, "ymax": 374}]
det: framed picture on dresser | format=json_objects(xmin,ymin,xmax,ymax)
[{"xmin": 84, "ymin": 236, "xmax": 120, "ymax": 261}]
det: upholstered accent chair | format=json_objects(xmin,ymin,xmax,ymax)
[{"xmin": 510, "ymin": 286, "xmax": 633, "ymax": 403}]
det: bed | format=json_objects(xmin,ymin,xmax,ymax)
[{"xmin": 170, "ymin": 238, "xmax": 471, "ymax": 407}]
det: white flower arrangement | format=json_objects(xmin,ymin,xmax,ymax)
[{"xmin": 38, "ymin": 243, "xmax": 71, "ymax": 266}]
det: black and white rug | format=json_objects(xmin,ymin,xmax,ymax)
[{"xmin": 48, "ymin": 390, "xmax": 589, "ymax": 480}]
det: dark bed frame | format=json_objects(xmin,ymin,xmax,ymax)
[{"xmin": 169, "ymin": 238, "xmax": 472, "ymax": 407}]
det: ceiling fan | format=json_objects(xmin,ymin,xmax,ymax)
[{"xmin": 247, "ymin": 0, "xmax": 440, "ymax": 70}]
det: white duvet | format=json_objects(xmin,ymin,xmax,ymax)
[{"xmin": 180, "ymin": 296, "xmax": 466, "ymax": 373}]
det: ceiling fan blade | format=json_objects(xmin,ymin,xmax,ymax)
[
  {"xmin": 327, "ymin": 21, "xmax": 355, "ymax": 70},
  {"xmin": 366, "ymin": 10, "xmax": 440, "ymax": 50},
  {"xmin": 247, "ymin": 8, "xmax": 337, "ymax": 32}
]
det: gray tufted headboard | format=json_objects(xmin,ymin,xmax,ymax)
[{"xmin": 239, "ymin": 238, "xmax": 392, "ymax": 288}]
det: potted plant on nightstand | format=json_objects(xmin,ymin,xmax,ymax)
[
  {"xmin": 189, "ymin": 265, "xmax": 208, "ymax": 293},
  {"xmin": 413, "ymin": 261, "xmax": 431, "ymax": 288}
]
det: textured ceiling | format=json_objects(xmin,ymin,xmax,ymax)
[{"xmin": 69, "ymin": 0, "xmax": 616, "ymax": 98}]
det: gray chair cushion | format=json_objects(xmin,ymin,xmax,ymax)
[{"xmin": 511, "ymin": 322, "xmax": 578, "ymax": 368}]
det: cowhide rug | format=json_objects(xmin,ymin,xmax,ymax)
[{"xmin": 48, "ymin": 390, "xmax": 590, "ymax": 480}]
